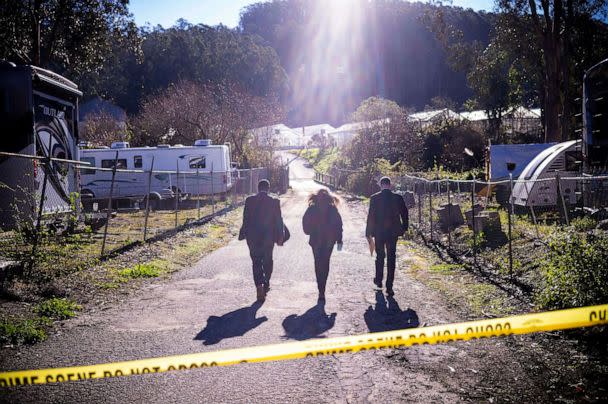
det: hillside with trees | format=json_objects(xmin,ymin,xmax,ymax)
[{"xmin": 1, "ymin": 0, "xmax": 606, "ymax": 143}]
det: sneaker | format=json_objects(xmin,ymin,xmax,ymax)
[
  {"xmin": 264, "ymin": 283, "xmax": 270, "ymax": 293},
  {"xmin": 373, "ymin": 279, "xmax": 382, "ymax": 289},
  {"xmin": 386, "ymin": 288, "xmax": 394, "ymax": 296}
]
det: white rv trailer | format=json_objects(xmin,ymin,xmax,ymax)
[
  {"xmin": 79, "ymin": 140, "xmax": 233, "ymax": 203},
  {"xmin": 512, "ymin": 140, "xmax": 582, "ymax": 207}
]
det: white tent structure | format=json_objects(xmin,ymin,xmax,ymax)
[
  {"xmin": 251, "ymin": 124, "xmax": 301, "ymax": 148},
  {"xmin": 512, "ymin": 140, "xmax": 581, "ymax": 207},
  {"xmin": 460, "ymin": 107, "xmax": 542, "ymax": 135},
  {"xmin": 327, "ymin": 119, "xmax": 391, "ymax": 148},
  {"xmin": 291, "ymin": 123, "xmax": 336, "ymax": 146},
  {"xmin": 408, "ymin": 109, "xmax": 463, "ymax": 130}
]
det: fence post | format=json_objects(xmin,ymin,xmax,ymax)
[
  {"xmin": 211, "ymin": 162, "xmax": 215, "ymax": 216},
  {"xmin": 417, "ymin": 182, "xmax": 422, "ymax": 227},
  {"xmin": 471, "ymin": 177, "xmax": 476, "ymax": 267},
  {"xmin": 508, "ymin": 173, "xmax": 514, "ymax": 278},
  {"xmin": 429, "ymin": 184, "xmax": 433, "ymax": 241},
  {"xmin": 174, "ymin": 162, "xmax": 179, "ymax": 229},
  {"xmin": 143, "ymin": 156, "xmax": 155, "ymax": 242},
  {"xmin": 101, "ymin": 151, "xmax": 119, "ymax": 256},
  {"xmin": 29, "ymin": 135, "xmax": 53, "ymax": 271},
  {"xmin": 446, "ymin": 179, "xmax": 452, "ymax": 250},
  {"xmin": 196, "ymin": 167, "xmax": 201, "ymax": 220},
  {"xmin": 249, "ymin": 167, "xmax": 253, "ymax": 195},
  {"xmin": 556, "ymin": 172, "xmax": 570, "ymax": 226}
]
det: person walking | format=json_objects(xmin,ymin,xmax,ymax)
[
  {"xmin": 239, "ymin": 179, "xmax": 284, "ymax": 302},
  {"xmin": 365, "ymin": 176, "xmax": 408, "ymax": 296},
  {"xmin": 302, "ymin": 189, "xmax": 343, "ymax": 302}
]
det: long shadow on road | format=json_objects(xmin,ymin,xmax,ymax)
[
  {"xmin": 194, "ymin": 301, "xmax": 268, "ymax": 345},
  {"xmin": 364, "ymin": 291, "xmax": 419, "ymax": 332},
  {"xmin": 282, "ymin": 302, "xmax": 337, "ymax": 340}
]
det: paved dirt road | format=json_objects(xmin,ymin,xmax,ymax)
[{"xmin": 0, "ymin": 156, "xmax": 597, "ymax": 403}]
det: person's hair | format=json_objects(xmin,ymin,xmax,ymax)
[
  {"xmin": 308, "ymin": 188, "xmax": 339, "ymax": 207},
  {"xmin": 258, "ymin": 179, "xmax": 270, "ymax": 192},
  {"xmin": 380, "ymin": 176, "xmax": 391, "ymax": 186}
]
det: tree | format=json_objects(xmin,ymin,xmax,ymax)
[
  {"xmin": 497, "ymin": 0, "xmax": 608, "ymax": 142},
  {"xmin": 350, "ymin": 96, "xmax": 403, "ymax": 123},
  {"xmin": 0, "ymin": 0, "xmax": 133, "ymax": 76},
  {"xmin": 139, "ymin": 23, "xmax": 287, "ymax": 99},
  {"xmin": 466, "ymin": 43, "xmax": 510, "ymax": 142},
  {"xmin": 344, "ymin": 97, "xmax": 421, "ymax": 170},
  {"xmin": 79, "ymin": 110, "xmax": 128, "ymax": 145},
  {"xmin": 130, "ymin": 81, "xmax": 284, "ymax": 167}
]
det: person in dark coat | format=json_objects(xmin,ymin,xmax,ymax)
[
  {"xmin": 239, "ymin": 179, "xmax": 284, "ymax": 302},
  {"xmin": 365, "ymin": 176, "xmax": 408, "ymax": 296},
  {"xmin": 302, "ymin": 189, "xmax": 343, "ymax": 302}
]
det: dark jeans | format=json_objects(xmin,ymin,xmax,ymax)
[
  {"xmin": 312, "ymin": 244, "xmax": 334, "ymax": 296},
  {"xmin": 248, "ymin": 242, "xmax": 274, "ymax": 287},
  {"xmin": 374, "ymin": 235, "xmax": 397, "ymax": 290}
]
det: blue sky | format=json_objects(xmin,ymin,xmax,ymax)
[{"xmin": 129, "ymin": 0, "xmax": 496, "ymax": 28}]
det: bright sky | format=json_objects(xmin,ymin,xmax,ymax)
[{"xmin": 128, "ymin": 0, "xmax": 496, "ymax": 28}]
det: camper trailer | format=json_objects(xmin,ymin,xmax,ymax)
[
  {"xmin": 79, "ymin": 140, "xmax": 234, "ymax": 205},
  {"xmin": 0, "ymin": 62, "xmax": 81, "ymax": 229},
  {"xmin": 512, "ymin": 140, "xmax": 582, "ymax": 207}
]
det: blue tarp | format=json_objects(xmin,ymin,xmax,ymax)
[{"xmin": 490, "ymin": 143, "xmax": 556, "ymax": 180}]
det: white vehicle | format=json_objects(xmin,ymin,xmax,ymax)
[
  {"xmin": 512, "ymin": 140, "xmax": 581, "ymax": 207},
  {"xmin": 79, "ymin": 140, "xmax": 234, "ymax": 204}
]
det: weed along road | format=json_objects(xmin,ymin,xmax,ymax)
[{"xmin": 0, "ymin": 156, "xmax": 604, "ymax": 402}]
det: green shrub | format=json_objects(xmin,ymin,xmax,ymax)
[
  {"xmin": 345, "ymin": 171, "xmax": 376, "ymax": 195},
  {"xmin": 119, "ymin": 263, "xmax": 161, "ymax": 279},
  {"xmin": 0, "ymin": 319, "xmax": 47, "ymax": 345},
  {"xmin": 36, "ymin": 298, "xmax": 82, "ymax": 320},
  {"xmin": 537, "ymin": 231, "xmax": 608, "ymax": 309},
  {"xmin": 430, "ymin": 263, "xmax": 462, "ymax": 272},
  {"xmin": 466, "ymin": 231, "xmax": 487, "ymax": 250},
  {"xmin": 570, "ymin": 216, "xmax": 597, "ymax": 232}
]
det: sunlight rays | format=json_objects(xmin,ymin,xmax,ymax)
[{"xmin": 289, "ymin": 0, "xmax": 382, "ymax": 124}]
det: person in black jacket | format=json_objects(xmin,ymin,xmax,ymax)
[
  {"xmin": 239, "ymin": 179, "xmax": 284, "ymax": 302},
  {"xmin": 302, "ymin": 189, "xmax": 343, "ymax": 302},
  {"xmin": 365, "ymin": 177, "xmax": 408, "ymax": 296}
]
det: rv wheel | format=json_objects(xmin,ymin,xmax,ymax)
[
  {"xmin": 80, "ymin": 190, "xmax": 95, "ymax": 212},
  {"xmin": 171, "ymin": 186, "xmax": 184, "ymax": 201},
  {"xmin": 145, "ymin": 193, "xmax": 161, "ymax": 211},
  {"xmin": 80, "ymin": 189, "xmax": 95, "ymax": 199}
]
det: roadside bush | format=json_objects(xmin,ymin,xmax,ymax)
[
  {"xmin": 537, "ymin": 231, "xmax": 608, "ymax": 309},
  {"xmin": 119, "ymin": 263, "xmax": 162, "ymax": 279},
  {"xmin": 36, "ymin": 298, "xmax": 82, "ymax": 320},
  {"xmin": 570, "ymin": 216, "xmax": 597, "ymax": 232},
  {"xmin": 0, "ymin": 319, "xmax": 47, "ymax": 345},
  {"xmin": 344, "ymin": 171, "xmax": 377, "ymax": 196}
]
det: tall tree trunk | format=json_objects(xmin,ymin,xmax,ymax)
[
  {"xmin": 30, "ymin": 0, "xmax": 42, "ymax": 66},
  {"xmin": 543, "ymin": 37, "xmax": 562, "ymax": 143},
  {"xmin": 560, "ymin": 0, "xmax": 574, "ymax": 142}
]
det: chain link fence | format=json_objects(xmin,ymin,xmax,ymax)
[
  {"xmin": 0, "ymin": 151, "xmax": 287, "ymax": 276},
  {"xmin": 315, "ymin": 168, "xmax": 608, "ymax": 288}
]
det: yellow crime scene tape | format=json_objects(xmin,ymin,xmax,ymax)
[{"xmin": 1, "ymin": 304, "xmax": 606, "ymax": 387}]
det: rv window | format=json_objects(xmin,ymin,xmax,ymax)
[
  {"xmin": 81, "ymin": 157, "xmax": 95, "ymax": 175},
  {"xmin": 101, "ymin": 159, "xmax": 127, "ymax": 169},
  {"xmin": 189, "ymin": 156, "xmax": 206, "ymax": 169},
  {"xmin": 134, "ymin": 155, "xmax": 143, "ymax": 168}
]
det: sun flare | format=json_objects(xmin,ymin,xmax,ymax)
[{"xmin": 289, "ymin": 0, "xmax": 380, "ymax": 124}]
